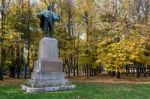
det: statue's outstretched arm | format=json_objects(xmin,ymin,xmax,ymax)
[
  {"xmin": 36, "ymin": 10, "xmax": 46, "ymax": 17},
  {"xmin": 52, "ymin": 12, "xmax": 60, "ymax": 21}
]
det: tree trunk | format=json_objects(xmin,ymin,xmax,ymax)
[
  {"xmin": 116, "ymin": 71, "xmax": 121, "ymax": 78},
  {"xmin": 148, "ymin": 66, "xmax": 150, "ymax": 77},
  {"xmin": 143, "ymin": 66, "xmax": 147, "ymax": 77},
  {"xmin": 11, "ymin": 66, "xmax": 15, "ymax": 78},
  {"xmin": 86, "ymin": 64, "xmax": 89, "ymax": 78},
  {"xmin": 0, "ymin": 66, "xmax": 3, "ymax": 80},
  {"xmin": 73, "ymin": 56, "xmax": 76, "ymax": 76},
  {"xmin": 0, "ymin": 0, "xmax": 5, "ymax": 80},
  {"xmin": 136, "ymin": 65, "xmax": 140, "ymax": 77},
  {"xmin": 0, "ymin": 47, "xmax": 5, "ymax": 80},
  {"xmin": 76, "ymin": 64, "xmax": 79, "ymax": 76},
  {"xmin": 89, "ymin": 67, "xmax": 92, "ymax": 76},
  {"xmin": 24, "ymin": 64, "xmax": 27, "ymax": 78},
  {"xmin": 111, "ymin": 71, "xmax": 116, "ymax": 77},
  {"xmin": 67, "ymin": 59, "xmax": 71, "ymax": 77},
  {"xmin": 16, "ymin": 45, "xmax": 20, "ymax": 78}
]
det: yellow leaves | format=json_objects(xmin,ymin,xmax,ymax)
[
  {"xmin": 7, "ymin": 5, "xmax": 17, "ymax": 15},
  {"xmin": 5, "ymin": 60, "xmax": 12, "ymax": 65},
  {"xmin": 60, "ymin": 49, "xmax": 74, "ymax": 59},
  {"xmin": 4, "ymin": 31, "xmax": 21, "ymax": 40},
  {"xmin": 82, "ymin": 0, "xmax": 90, "ymax": 11},
  {"xmin": 79, "ymin": 0, "xmax": 96, "ymax": 19},
  {"xmin": 144, "ymin": 57, "xmax": 150, "ymax": 66},
  {"xmin": 38, "ymin": 1, "xmax": 48, "ymax": 10},
  {"xmin": 97, "ymin": 27, "xmax": 148, "ymax": 72},
  {"xmin": 120, "ymin": 0, "xmax": 130, "ymax": 9},
  {"xmin": 0, "ymin": 30, "xmax": 23, "ymax": 48}
]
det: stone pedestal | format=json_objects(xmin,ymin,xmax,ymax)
[{"xmin": 21, "ymin": 37, "xmax": 75, "ymax": 93}]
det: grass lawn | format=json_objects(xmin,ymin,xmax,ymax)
[{"xmin": 0, "ymin": 82, "xmax": 150, "ymax": 99}]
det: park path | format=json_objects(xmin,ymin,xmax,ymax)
[
  {"xmin": 68, "ymin": 75, "xmax": 150, "ymax": 84},
  {"xmin": 1, "ymin": 75, "xmax": 150, "ymax": 85}
]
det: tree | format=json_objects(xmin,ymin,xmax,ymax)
[{"xmin": 0, "ymin": 0, "xmax": 11, "ymax": 80}]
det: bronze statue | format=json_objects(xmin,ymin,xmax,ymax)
[{"xmin": 36, "ymin": 5, "xmax": 59, "ymax": 37}]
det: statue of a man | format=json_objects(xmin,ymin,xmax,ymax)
[{"xmin": 36, "ymin": 5, "xmax": 59, "ymax": 37}]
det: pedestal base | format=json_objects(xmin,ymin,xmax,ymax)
[
  {"xmin": 21, "ymin": 84, "xmax": 75, "ymax": 93},
  {"xmin": 21, "ymin": 71, "xmax": 75, "ymax": 93}
]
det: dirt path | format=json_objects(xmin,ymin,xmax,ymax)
[
  {"xmin": 68, "ymin": 75, "xmax": 150, "ymax": 84},
  {"xmin": 0, "ymin": 78, "xmax": 25, "ymax": 86},
  {"xmin": 1, "ymin": 75, "xmax": 150, "ymax": 85}
]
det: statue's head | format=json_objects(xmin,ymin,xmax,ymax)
[{"xmin": 47, "ymin": 5, "xmax": 52, "ymax": 11}]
